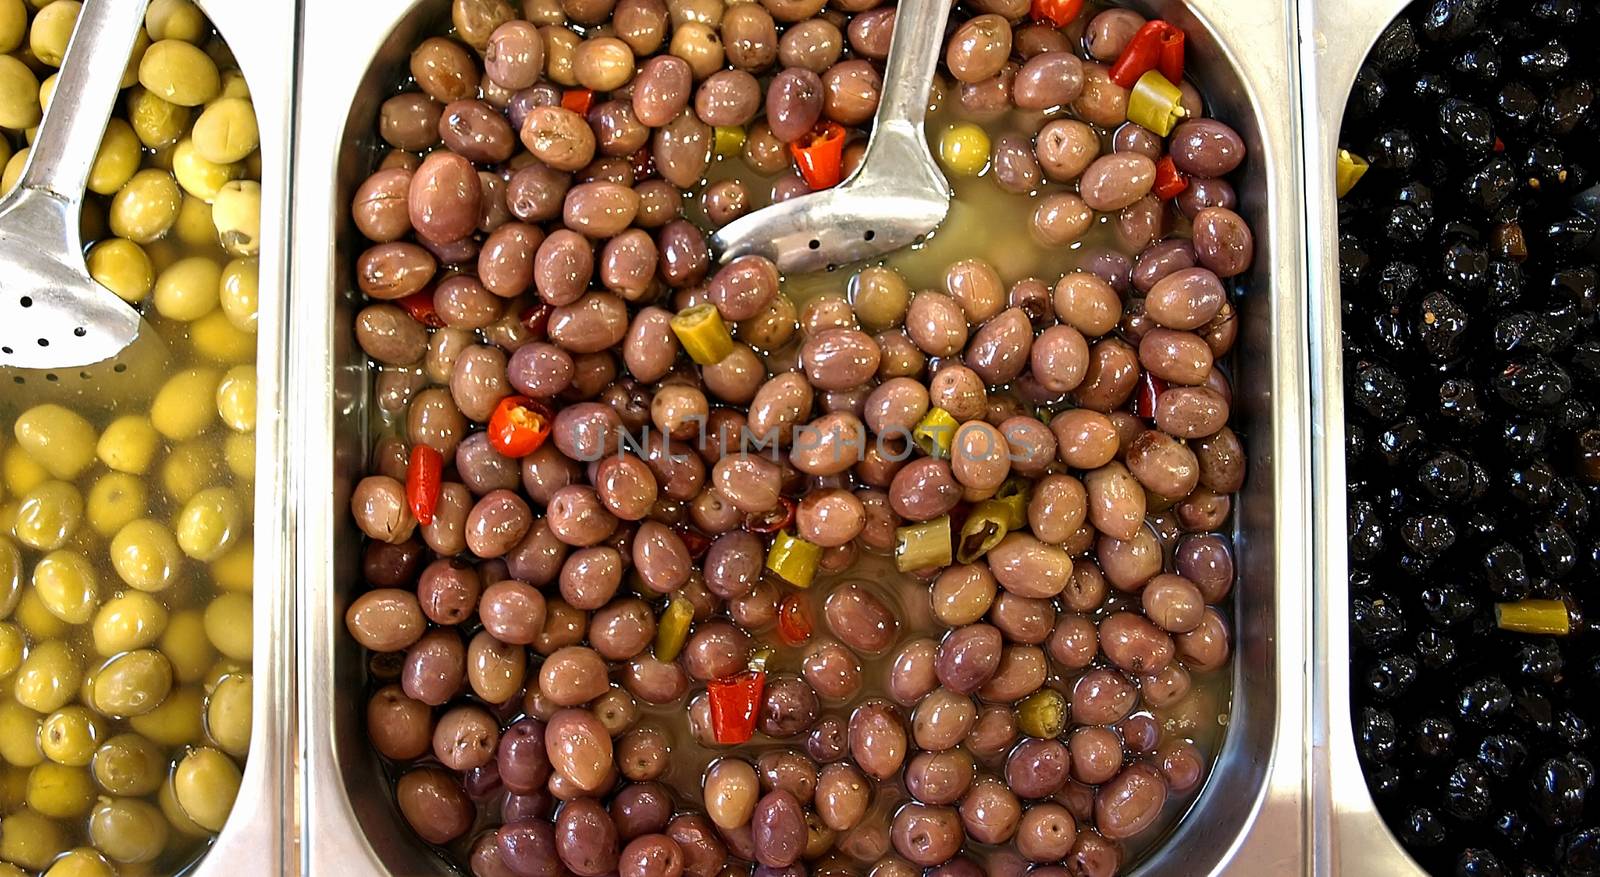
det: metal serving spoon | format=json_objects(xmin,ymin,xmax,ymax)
[
  {"xmin": 0, "ymin": 0, "xmax": 160, "ymax": 411},
  {"xmin": 710, "ymin": 0, "xmax": 953, "ymax": 274}
]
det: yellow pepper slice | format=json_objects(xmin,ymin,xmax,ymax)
[
  {"xmin": 912, "ymin": 407, "xmax": 958, "ymax": 459},
  {"xmin": 714, "ymin": 125, "xmax": 746, "ymax": 157},
  {"xmin": 671, "ymin": 304, "xmax": 735, "ymax": 365},
  {"xmin": 654, "ymin": 596, "xmax": 695, "ymax": 662},
  {"xmin": 1337, "ymin": 149, "xmax": 1369, "ymax": 198},
  {"xmin": 895, "ymin": 515, "xmax": 952, "ymax": 572},
  {"xmin": 1495, "ymin": 599, "xmax": 1571, "ymax": 636},
  {"xmin": 766, "ymin": 531, "xmax": 822, "ymax": 589},
  {"xmin": 1126, "ymin": 70, "xmax": 1186, "ymax": 136}
]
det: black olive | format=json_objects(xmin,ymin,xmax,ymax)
[
  {"xmin": 1370, "ymin": 17, "xmax": 1421, "ymax": 72},
  {"xmin": 1435, "ymin": 378, "xmax": 1488, "ymax": 428},
  {"xmin": 1359, "ymin": 706, "xmax": 1402, "ymax": 763},
  {"xmin": 1351, "ymin": 68, "xmax": 1390, "ymax": 118},
  {"xmin": 1422, "ymin": 0, "xmax": 1487, "ymax": 40},
  {"xmin": 1499, "ymin": 416, "xmax": 1552, "ymax": 460},
  {"xmin": 1438, "ymin": 98, "xmax": 1498, "ymax": 158},
  {"xmin": 1452, "ymin": 37, "xmax": 1503, "ymax": 85},
  {"xmin": 1518, "ymin": 39, "xmax": 1571, "ymax": 79},
  {"xmin": 1365, "ymin": 653, "xmax": 1421, "ymax": 700},
  {"xmin": 1370, "ymin": 129, "xmax": 1421, "ymax": 172},
  {"xmin": 1512, "ymin": 639, "xmax": 1563, "ymax": 682},
  {"xmin": 1560, "ymin": 827, "xmax": 1600, "ymax": 877},
  {"xmin": 1491, "ymin": 808, "xmax": 1531, "ymax": 848},
  {"xmin": 1554, "ymin": 709, "xmax": 1590, "ymax": 748},
  {"xmin": 1541, "ymin": 79, "xmax": 1593, "ymax": 135},
  {"xmin": 1457, "ymin": 675, "xmax": 1513, "ymax": 725},
  {"xmin": 1528, "ymin": 516, "xmax": 1578, "ymax": 576},
  {"xmin": 1493, "ymin": 357, "xmax": 1573, "ymax": 411},
  {"xmin": 1477, "ymin": 734, "xmax": 1530, "ymax": 779},
  {"xmin": 1376, "ymin": 418, "xmax": 1428, "ymax": 466},
  {"xmin": 1497, "ymin": 81, "xmax": 1541, "ymax": 129},
  {"xmin": 1402, "ymin": 512, "xmax": 1458, "ymax": 557},
  {"xmin": 1455, "ymin": 847, "xmax": 1507, "ymax": 877},
  {"xmin": 1443, "ymin": 760, "xmax": 1494, "ymax": 821},
  {"xmin": 1531, "ymin": 0, "xmax": 1586, "ymax": 27},
  {"xmin": 1386, "ymin": 205, "xmax": 1432, "ymax": 245},
  {"xmin": 1483, "ymin": 542, "xmax": 1532, "ymax": 599},
  {"xmin": 1403, "ymin": 807, "xmax": 1451, "ymax": 848},
  {"xmin": 1421, "ymin": 587, "xmax": 1478, "ymax": 626},
  {"xmin": 1417, "ymin": 628, "xmax": 1460, "ymax": 671},
  {"xmin": 1507, "ymin": 460, "xmax": 1557, "ymax": 507},
  {"xmin": 1351, "ymin": 361, "xmax": 1411, "ymax": 421},
  {"xmin": 1528, "ymin": 757, "xmax": 1587, "ymax": 827},
  {"xmin": 1415, "ymin": 715, "xmax": 1458, "ymax": 758},
  {"xmin": 1349, "ymin": 499, "xmax": 1388, "ymax": 562},
  {"xmin": 1484, "ymin": 260, "xmax": 1528, "ymax": 309},
  {"xmin": 1539, "ymin": 213, "xmax": 1597, "ymax": 253},
  {"xmin": 1418, "ymin": 291, "xmax": 1470, "ymax": 359},
  {"xmin": 1354, "ymin": 593, "xmax": 1408, "ymax": 651},
  {"xmin": 1465, "ymin": 158, "xmax": 1520, "ymax": 211}
]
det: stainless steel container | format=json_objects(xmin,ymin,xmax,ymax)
[
  {"xmin": 292, "ymin": 0, "xmax": 1312, "ymax": 872},
  {"xmin": 1301, "ymin": 0, "xmax": 1428, "ymax": 874},
  {"xmin": 183, "ymin": 2, "xmax": 296, "ymax": 875}
]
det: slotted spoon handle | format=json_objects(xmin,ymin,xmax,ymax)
[
  {"xmin": 873, "ymin": 0, "xmax": 950, "ymax": 131},
  {"xmin": 14, "ymin": 0, "xmax": 151, "ymax": 230}
]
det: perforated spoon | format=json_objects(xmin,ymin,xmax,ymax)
[
  {"xmin": 0, "ymin": 0, "xmax": 160, "ymax": 412},
  {"xmin": 710, "ymin": 0, "xmax": 953, "ymax": 274}
]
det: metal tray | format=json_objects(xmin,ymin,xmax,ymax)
[
  {"xmin": 181, "ymin": 1, "xmax": 296, "ymax": 875},
  {"xmin": 1300, "ymin": 0, "xmax": 1429, "ymax": 874},
  {"xmin": 292, "ymin": 0, "xmax": 1312, "ymax": 872}
]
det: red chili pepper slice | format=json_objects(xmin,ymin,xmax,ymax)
[
  {"xmin": 488, "ymin": 396, "xmax": 554, "ymax": 458},
  {"xmin": 1153, "ymin": 156, "xmax": 1189, "ymax": 200},
  {"xmin": 1029, "ymin": 0, "xmax": 1083, "ymax": 27},
  {"xmin": 677, "ymin": 526, "xmax": 712, "ymax": 560},
  {"xmin": 745, "ymin": 496, "xmax": 797, "ymax": 535},
  {"xmin": 778, "ymin": 593, "xmax": 813, "ymax": 645},
  {"xmin": 707, "ymin": 669, "xmax": 766, "ymax": 744},
  {"xmin": 405, "ymin": 445, "xmax": 444, "ymax": 526},
  {"xmin": 1135, "ymin": 372, "xmax": 1170, "ymax": 420},
  {"xmin": 561, "ymin": 88, "xmax": 594, "ymax": 116},
  {"xmin": 520, "ymin": 303, "xmax": 553, "ymax": 340},
  {"xmin": 1156, "ymin": 25, "xmax": 1185, "ymax": 85},
  {"xmin": 1110, "ymin": 21, "xmax": 1185, "ymax": 89},
  {"xmin": 396, "ymin": 290, "xmax": 444, "ymax": 328},
  {"xmin": 789, "ymin": 121, "xmax": 847, "ymax": 190}
]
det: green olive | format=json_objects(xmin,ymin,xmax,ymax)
[
  {"xmin": 174, "ymin": 192, "xmax": 221, "ymax": 250},
  {"xmin": 13, "ymin": 404, "xmax": 97, "ymax": 480},
  {"xmin": 25, "ymin": 761, "xmax": 94, "ymax": 818},
  {"xmin": 91, "ymin": 734, "xmax": 163, "ymax": 796},
  {"xmin": 0, "ymin": 623, "xmax": 22, "ymax": 677},
  {"xmin": 0, "ymin": 0, "xmax": 25, "ymax": 54},
  {"xmin": 0, "ymin": 536, "xmax": 21, "ymax": 617},
  {"xmin": 211, "ymin": 179, "xmax": 260, "ymax": 257},
  {"xmin": 88, "ymin": 797, "xmax": 169, "ymax": 865},
  {"xmin": 160, "ymin": 440, "xmax": 223, "ymax": 504},
  {"xmin": 0, "ymin": 145, "xmax": 25, "ymax": 194},
  {"xmin": 13, "ymin": 480, "xmax": 83, "ymax": 551},
  {"xmin": 43, "ymin": 848, "xmax": 116, "ymax": 877},
  {"xmin": 202, "ymin": 592, "xmax": 251, "ymax": 661},
  {"xmin": 158, "ymin": 772, "xmax": 209, "ymax": 838},
  {"xmin": 145, "ymin": 0, "xmax": 207, "ymax": 43},
  {"xmin": 218, "ymin": 256, "xmax": 258, "ymax": 333},
  {"xmin": 188, "ymin": 311, "xmax": 251, "ymax": 366},
  {"xmin": 31, "ymin": 550, "xmax": 99, "ymax": 625},
  {"xmin": 215, "ymin": 366, "xmax": 256, "ymax": 432},
  {"xmin": 0, "ymin": 862, "xmax": 19, "ymax": 877},
  {"xmin": 172, "ymin": 746, "xmax": 239, "ymax": 833},
  {"xmin": 172, "ymin": 138, "xmax": 240, "ymax": 203},
  {"xmin": 109, "ymin": 519, "xmax": 182, "ymax": 592},
  {"xmin": 211, "ymin": 539, "xmax": 252, "ymax": 593},
  {"xmin": 92, "ymin": 592, "xmax": 169, "ymax": 656},
  {"xmin": 86, "ymin": 472, "xmax": 148, "ymax": 537},
  {"xmin": 13, "ymin": 640, "xmax": 82, "ymax": 715},
  {"xmin": 160, "ymin": 610, "xmax": 213, "ymax": 684},
  {"xmin": 91, "ymin": 649, "xmax": 173, "ymax": 717},
  {"xmin": 151, "ymin": 367, "xmax": 221, "ymax": 440},
  {"xmin": 126, "ymin": 86, "xmax": 189, "ymax": 149},
  {"xmin": 39, "ymin": 706, "xmax": 104, "ymax": 767},
  {"xmin": 2, "ymin": 442, "xmax": 48, "ymax": 496},
  {"xmin": 223, "ymin": 432, "xmax": 254, "ymax": 482},
  {"xmin": 13, "ymin": 588, "xmax": 67, "ymax": 640},
  {"xmin": 0, "ymin": 54, "xmax": 40, "ymax": 129},
  {"xmin": 219, "ymin": 69, "xmax": 249, "ymax": 100},
  {"xmin": 88, "ymin": 118, "xmax": 142, "ymax": 196},
  {"xmin": 176, "ymin": 486, "xmax": 242, "ymax": 561},
  {"xmin": 109, "ymin": 168, "xmax": 181, "ymax": 244},
  {"xmin": 138, "ymin": 39, "xmax": 220, "ymax": 107},
  {"xmin": 127, "ymin": 684, "xmax": 202, "ymax": 746},
  {"xmin": 87, "ymin": 239, "xmax": 156, "ymax": 304},
  {"xmin": 191, "ymin": 97, "xmax": 257, "ymax": 164},
  {"xmin": 28, "ymin": 0, "xmax": 80, "ymax": 66},
  {"xmin": 0, "ymin": 701, "xmax": 42, "ymax": 767},
  {"xmin": 205, "ymin": 672, "xmax": 250, "ymax": 757},
  {"xmin": 153, "ymin": 255, "xmax": 221, "ymax": 321},
  {"xmin": 96, "ymin": 415, "xmax": 161, "ymax": 476},
  {"xmin": 0, "ymin": 808, "xmax": 65, "ymax": 870},
  {"xmin": 119, "ymin": 26, "xmax": 151, "ymax": 90}
]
